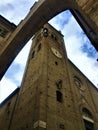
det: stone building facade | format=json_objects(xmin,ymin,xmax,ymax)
[
  {"xmin": 0, "ymin": 23, "xmax": 98, "ymax": 130},
  {"xmin": 0, "ymin": 15, "xmax": 16, "ymax": 55}
]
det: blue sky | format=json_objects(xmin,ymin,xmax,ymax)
[
  {"xmin": 0, "ymin": 0, "xmax": 98, "ymax": 103},
  {"xmin": 49, "ymin": 10, "xmax": 98, "ymax": 86}
]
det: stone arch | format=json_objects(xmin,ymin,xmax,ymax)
[{"xmin": 0, "ymin": 0, "xmax": 97, "ymax": 79}]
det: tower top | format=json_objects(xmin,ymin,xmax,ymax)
[
  {"xmin": 33, "ymin": 23, "xmax": 64, "ymax": 47},
  {"xmin": 43, "ymin": 23, "xmax": 64, "ymax": 37}
]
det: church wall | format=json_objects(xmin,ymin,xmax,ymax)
[
  {"xmin": 0, "ymin": 89, "xmax": 19, "ymax": 130},
  {"xmin": 68, "ymin": 60, "xmax": 98, "ymax": 129},
  {"xmin": 0, "ymin": 16, "xmax": 16, "ymax": 55}
]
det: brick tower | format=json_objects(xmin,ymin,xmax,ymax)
[
  {"xmin": 9, "ymin": 23, "xmax": 78, "ymax": 130},
  {"xmin": 0, "ymin": 23, "xmax": 98, "ymax": 130}
]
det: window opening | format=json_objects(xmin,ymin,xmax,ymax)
[
  {"xmin": 36, "ymin": 34, "xmax": 41, "ymax": 43},
  {"xmin": 55, "ymin": 61, "xmax": 58, "ymax": 65},
  {"xmin": 7, "ymin": 101, "xmax": 11, "ymax": 107},
  {"xmin": 56, "ymin": 79, "xmax": 62, "ymax": 90},
  {"xmin": 51, "ymin": 34, "xmax": 57, "ymax": 41},
  {"xmin": 59, "ymin": 124, "xmax": 65, "ymax": 129},
  {"xmin": 83, "ymin": 108, "xmax": 93, "ymax": 120},
  {"xmin": 31, "ymin": 51, "xmax": 35, "ymax": 58},
  {"xmin": 43, "ymin": 28, "xmax": 48, "ymax": 37},
  {"xmin": 84, "ymin": 119, "xmax": 94, "ymax": 130},
  {"xmin": 56, "ymin": 90, "xmax": 63, "ymax": 102},
  {"xmin": 82, "ymin": 108, "xmax": 94, "ymax": 130},
  {"xmin": 55, "ymin": 36, "xmax": 57, "ymax": 41},
  {"xmin": 51, "ymin": 34, "xmax": 54, "ymax": 38},
  {"xmin": 37, "ymin": 43, "xmax": 41, "ymax": 52}
]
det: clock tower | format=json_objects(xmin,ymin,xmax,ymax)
[
  {"xmin": 9, "ymin": 23, "xmax": 77, "ymax": 130},
  {"xmin": 7, "ymin": 23, "xmax": 98, "ymax": 130}
]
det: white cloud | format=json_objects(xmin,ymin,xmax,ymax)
[
  {"xmin": 0, "ymin": 0, "xmax": 37, "ymax": 24},
  {"xmin": 62, "ymin": 13, "xmax": 98, "ymax": 87},
  {"xmin": 15, "ymin": 40, "xmax": 32, "ymax": 66},
  {"xmin": 50, "ymin": 10, "xmax": 98, "ymax": 87},
  {"xmin": 66, "ymin": 36, "xmax": 98, "ymax": 86},
  {"xmin": 13, "ymin": 40, "xmax": 32, "ymax": 85},
  {"xmin": 0, "ymin": 0, "xmax": 14, "ymax": 5},
  {"xmin": 2, "ymin": 39, "xmax": 32, "ymax": 87},
  {"xmin": 0, "ymin": 77, "xmax": 17, "ymax": 103}
]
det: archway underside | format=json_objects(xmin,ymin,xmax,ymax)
[{"xmin": 0, "ymin": 0, "xmax": 98, "ymax": 79}]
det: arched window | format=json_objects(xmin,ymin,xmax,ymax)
[{"xmin": 82, "ymin": 108, "xmax": 94, "ymax": 130}]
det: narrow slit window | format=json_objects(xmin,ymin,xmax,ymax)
[
  {"xmin": 37, "ymin": 43, "xmax": 41, "ymax": 52},
  {"xmin": 31, "ymin": 51, "xmax": 35, "ymax": 59},
  {"xmin": 56, "ymin": 91, "xmax": 63, "ymax": 103}
]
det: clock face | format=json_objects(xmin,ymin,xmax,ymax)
[{"xmin": 51, "ymin": 47, "xmax": 62, "ymax": 58}]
